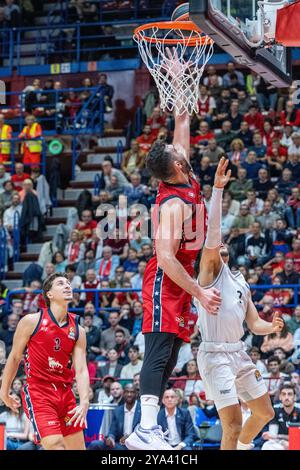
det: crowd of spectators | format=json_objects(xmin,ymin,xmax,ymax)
[{"xmin": 0, "ymin": 60, "xmax": 299, "ymax": 450}]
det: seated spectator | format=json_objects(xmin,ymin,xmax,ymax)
[
  {"xmin": 88, "ymin": 384, "xmax": 140, "ymax": 451},
  {"xmin": 267, "ymin": 188, "xmax": 285, "ymax": 219},
  {"xmin": 262, "ymin": 119, "xmax": 278, "ymax": 148},
  {"xmin": 30, "ymin": 167, "xmax": 51, "ymax": 217},
  {"xmin": 96, "ymin": 348, "xmax": 123, "ymax": 379},
  {"xmin": 244, "ymin": 103, "xmax": 264, "ymax": 133},
  {"xmin": 0, "ymin": 313, "xmax": 19, "ymax": 355},
  {"xmin": 242, "ymin": 151, "xmax": 262, "ymax": 180},
  {"xmin": 4, "ymin": 0, "xmax": 21, "ymax": 27},
  {"xmin": 232, "ymin": 202, "xmax": 255, "ymax": 235},
  {"xmin": 288, "ymin": 132, "xmax": 300, "ymax": 157},
  {"xmin": 280, "ymin": 100, "xmax": 300, "ymax": 128},
  {"xmin": 203, "ymin": 65, "xmax": 223, "ymax": 90},
  {"xmin": 110, "ymin": 381, "xmax": 124, "ymax": 406},
  {"xmin": 83, "ymin": 312, "xmax": 101, "ymax": 359},
  {"xmin": 80, "ymin": 269, "xmax": 100, "ymax": 303},
  {"xmin": 254, "ymin": 76, "xmax": 277, "ymax": 112},
  {"xmin": 227, "ymin": 100, "xmax": 243, "ymax": 131},
  {"xmin": 52, "ymin": 251, "xmax": 68, "ymax": 273},
  {"xmin": 75, "ymin": 209, "xmax": 97, "ymax": 242},
  {"xmin": 264, "ymin": 276, "xmax": 293, "ymax": 315},
  {"xmin": 0, "ymin": 392, "xmax": 30, "ymax": 450},
  {"xmin": 284, "ymin": 153, "xmax": 300, "ymax": 182},
  {"xmin": 248, "ymin": 346, "xmax": 268, "ymax": 375},
  {"xmin": 263, "ymin": 356, "xmax": 289, "ymax": 400},
  {"xmin": 65, "ymin": 264, "xmax": 82, "ymax": 290},
  {"xmin": 157, "ymin": 388, "xmax": 197, "ymax": 450},
  {"xmin": 23, "ymin": 280, "xmax": 42, "ymax": 314},
  {"xmin": 0, "ymin": 166, "xmax": 10, "ymax": 191},
  {"xmin": 285, "ymin": 187, "xmax": 300, "ymax": 229},
  {"xmin": 213, "ymin": 89, "xmax": 231, "ymax": 127},
  {"xmin": 229, "ymin": 167, "xmax": 253, "ymax": 202},
  {"xmin": 226, "ymin": 227, "xmax": 246, "ymax": 261},
  {"xmin": 11, "ymin": 163, "xmax": 30, "ymax": 192},
  {"xmin": 277, "ymin": 259, "xmax": 300, "ymax": 285},
  {"xmin": 136, "ymin": 125, "xmax": 156, "ymax": 153},
  {"xmin": 242, "ymin": 190, "xmax": 264, "ymax": 217},
  {"xmin": 223, "ymin": 190, "xmax": 240, "ymax": 217},
  {"xmin": 236, "ymin": 121, "xmax": 253, "ymax": 148},
  {"xmin": 147, "ymin": 107, "xmax": 167, "ymax": 137},
  {"xmin": 120, "ymin": 345, "xmax": 143, "ymax": 380},
  {"xmin": 202, "ymin": 138, "xmax": 225, "ymax": 166},
  {"xmin": 191, "ymin": 121, "xmax": 215, "ymax": 150},
  {"xmin": 123, "ymin": 172, "xmax": 146, "ymax": 206},
  {"xmin": 64, "ymin": 229, "xmax": 85, "ymax": 265},
  {"xmin": 249, "ymin": 132, "xmax": 267, "ymax": 162},
  {"xmin": 173, "ymin": 359, "xmax": 204, "ymax": 401},
  {"xmin": 196, "ymin": 84, "xmax": 216, "ymax": 122},
  {"xmin": 100, "ymin": 311, "xmax": 130, "ymax": 353},
  {"xmin": 215, "ymin": 120, "xmax": 236, "ymax": 152},
  {"xmin": 253, "ymin": 168, "xmax": 274, "ymax": 200},
  {"xmin": 3, "ymin": 191, "xmax": 22, "ymax": 234},
  {"xmin": 223, "ymin": 61, "xmax": 245, "ymax": 88},
  {"xmin": 95, "ymin": 375, "xmax": 114, "ymax": 405},
  {"xmin": 221, "ymin": 200, "xmax": 235, "ymax": 237},
  {"xmin": 101, "ymin": 158, "xmax": 130, "ymax": 189},
  {"xmin": 112, "ymin": 281, "xmax": 139, "ymax": 309},
  {"xmin": 275, "ymin": 168, "xmax": 296, "ymax": 200},
  {"xmin": 95, "ymin": 246, "xmax": 120, "ymax": 282},
  {"xmin": 286, "ymin": 239, "xmax": 300, "ymax": 272},
  {"xmin": 261, "ymin": 383, "xmax": 300, "ymax": 450},
  {"xmin": 83, "ymin": 302, "xmax": 102, "ymax": 329},
  {"xmin": 273, "ymin": 347, "xmax": 295, "ymax": 374},
  {"xmin": 237, "ymin": 221, "xmax": 269, "ymax": 267},
  {"xmin": 267, "ymin": 148, "xmax": 286, "ymax": 179},
  {"xmin": 263, "ymin": 252, "xmax": 286, "ymax": 277},
  {"xmin": 261, "ymin": 324, "xmax": 294, "ymax": 358},
  {"xmin": 0, "ymin": 180, "xmax": 15, "ymax": 215},
  {"xmin": 228, "ymin": 138, "xmax": 247, "ymax": 166},
  {"xmin": 121, "ymin": 140, "xmax": 145, "ymax": 178},
  {"xmin": 114, "ymin": 328, "xmax": 130, "ymax": 366},
  {"xmin": 280, "ymin": 124, "xmax": 293, "ymax": 148},
  {"xmin": 76, "ymin": 249, "xmax": 96, "ymax": 278},
  {"xmin": 196, "ymin": 156, "xmax": 214, "ymax": 186},
  {"xmin": 237, "ymin": 89, "xmax": 253, "ymax": 114}
]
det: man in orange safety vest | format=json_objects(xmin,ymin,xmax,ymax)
[
  {"xmin": 0, "ymin": 114, "xmax": 13, "ymax": 164},
  {"xmin": 19, "ymin": 115, "xmax": 43, "ymax": 167}
]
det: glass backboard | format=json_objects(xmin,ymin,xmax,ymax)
[{"xmin": 190, "ymin": 0, "xmax": 292, "ymax": 86}]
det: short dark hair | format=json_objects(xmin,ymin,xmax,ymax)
[
  {"xmin": 249, "ymin": 346, "xmax": 260, "ymax": 354},
  {"xmin": 129, "ymin": 345, "xmax": 139, "ymax": 353},
  {"xmin": 146, "ymin": 140, "xmax": 174, "ymax": 181},
  {"xmin": 279, "ymin": 382, "xmax": 296, "ymax": 395},
  {"xmin": 66, "ymin": 264, "xmax": 76, "ymax": 273},
  {"xmin": 268, "ymin": 355, "xmax": 280, "ymax": 365},
  {"xmin": 115, "ymin": 328, "xmax": 125, "ymax": 336},
  {"xmin": 42, "ymin": 273, "xmax": 68, "ymax": 307}
]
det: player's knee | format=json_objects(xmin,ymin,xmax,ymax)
[
  {"xmin": 253, "ymin": 405, "xmax": 275, "ymax": 423},
  {"xmin": 47, "ymin": 437, "xmax": 66, "ymax": 450},
  {"xmin": 223, "ymin": 420, "xmax": 242, "ymax": 439}
]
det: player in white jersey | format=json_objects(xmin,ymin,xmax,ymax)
[{"xmin": 195, "ymin": 157, "xmax": 284, "ymax": 450}]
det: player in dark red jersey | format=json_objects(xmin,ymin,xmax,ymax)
[
  {"xmin": 125, "ymin": 53, "xmax": 222, "ymax": 450},
  {"xmin": 0, "ymin": 273, "xmax": 90, "ymax": 450}
]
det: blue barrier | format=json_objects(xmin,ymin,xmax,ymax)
[
  {"xmin": 3, "ymin": 285, "xmax": 300, "ymax": 317},
  {"xmin": 94, "ymin": 174, "xmax": 101, "ymax": 196},
  {"xmin": 12, "ymin": 212, "xmax": 20, "ymax": 263},
  {"xmin": 116, "ymin": 140, "xmax": 124, "ymax": 168},
  {"xmin": 0, "ymin": 228, "xmax": 7, "ymax": 280}
]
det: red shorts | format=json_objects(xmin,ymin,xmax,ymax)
[
  {"xmin": 142, "ymin": 257, "xmax": 193, "ymax": 343},
  {"xmin": 22, "ymin": 381, "xmax": 85, "ymax": 443}
]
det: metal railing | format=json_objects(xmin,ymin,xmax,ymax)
[
  {"xmin": 0, "ymin": 137, "xmax": 47, "ymax": 175},
  {"xmin": 12, "ymin": 212, "xmax": 20, "ymax": 263}
]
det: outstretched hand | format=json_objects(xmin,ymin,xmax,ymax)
[
  {"xmin": 214, "ymin": 156, "xmax": 231, "ymax": 189},
  {"xmin": 271, "ymin": 311, "xmax": 284, "ymax": 333},
  {"xmin": 164, "ymin": 46, "xmax": 190, "ymax": 79}
]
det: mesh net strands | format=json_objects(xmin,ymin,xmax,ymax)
[{"xmin": 134, "ymin": 21, "xmax": 214, "ymax": 116}]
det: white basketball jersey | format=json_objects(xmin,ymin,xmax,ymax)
[{"xmin": 195, "ymin": 263, "xmax": 250, "ymax": 343}]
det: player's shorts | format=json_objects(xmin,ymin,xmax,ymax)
[
  {"xmin": 142, "ymin": 257, "xmax": 193, "ymax": 343},
  {"xmin": 22, "ymin": 381, "xmax": 85, "ymax": 443},
  {"xmin": 197, "ymin": 341, "xmax": 267, "ymax": 411}
]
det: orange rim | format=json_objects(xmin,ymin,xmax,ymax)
[{"xmin": 133, "ymin": 21, "xmax": 213, "ymax": 46}]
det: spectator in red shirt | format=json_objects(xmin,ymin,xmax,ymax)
[
  {"xmin": 263, "ymin": 251, "xmax": 286, "ymax": 277},
  {"xmin": 261, "ymin": 119, "xmax": 279, "ymax": 148},
  {"xmin": 136, "ymin": 125, "xmax": 156, "ymax": 153},
  {"xmin": 244, "ymin": 103, "xmax": 264, "ymax": 133},
  {"xmin": 265, "ymin": 276, "xmax": 293, "ymax": 315},
  {"xmin": 80, "ymin": 268, "xmax": 100, "ymax": 303},
  {"xmin": 75, "ymin": 209, "xmax": 97, "ymax": 241},
  {"xmin": 11, "ymin": 162, "xmax": 30, "ymax": 192},
  {"xmin": 267, "ymin": 138, "xmax": 287, "ymax": 159},
  {"xmin": 112, "ymin": 280, "xmax": 139, "ymax": 308},
  {"xmin": 285, "ymin": 187, "xmax": 300, "ymax": 229},
  {"xmin": 286, "ymin": 238, "xmax": 300, "ymax": 272},
  {"xmin": 280, "ymin": 100, "xmax": 300, "ymax": 128},
  {"xmin": 191, "ymin": 121, "xmax": 215, "ymax": 148},
  {"xmin": 146, "ymin": 107, "xmax": 167, "ymax": 138}
]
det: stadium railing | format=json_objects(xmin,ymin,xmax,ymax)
[
  {"xmin": 3, "ymin": 285, "xmax": 300, "ymax": 316},
  {"xmin": 0, "ymin": 137, "xmax": 46, "ymax": 176},
  {"xmin": 1, "ymin": 87, "xmax": 105, "ymax": 136}
]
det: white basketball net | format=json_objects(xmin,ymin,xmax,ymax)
[{"xmin": 134, "ymin": 26, "xmax": 214, "ymax": 116}]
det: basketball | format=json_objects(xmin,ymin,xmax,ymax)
[{"xmin": 171, "ymin": 2, "xmax": 190, "ymax": 21}]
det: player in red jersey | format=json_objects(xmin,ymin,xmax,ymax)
[
  {"xmin": 125, "ymin": 50, "xmax": 222, "ymax": 451},
  {"xmin": 0, "ymin": 273, "xmax": 90, "ymax": 450}
]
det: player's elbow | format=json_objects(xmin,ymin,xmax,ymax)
[{"xmin": 157, "ymin": 252, "xmax": 174, "ymax": 272}]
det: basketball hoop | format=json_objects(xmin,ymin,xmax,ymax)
[{"xmin": 133, "ymin": 21, "xmax": 214, "ymax": 116}]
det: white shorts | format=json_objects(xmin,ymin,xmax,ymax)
[{"xmin": 197, "ymin": 341, "xmax": 267, "ymax": 411}]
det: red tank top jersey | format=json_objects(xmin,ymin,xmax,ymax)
[
  {"xmin": 152, "ymin": 175, "xmax": 207, "ymax": 267},
  {"xmin": 24, "ymin": 308, "xmax": 80, "ymax": 385},
  {"xmin": 198, "ymin": 96, "xmax": 210, "ymax": 115}
]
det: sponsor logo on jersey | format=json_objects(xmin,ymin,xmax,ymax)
[
  {"xmin": 40, "ymin": 318, "xmax": 49, "ymax": 332},
  {"xmin": 255, "ymin": 370, "xmax": 263, "ymax": 382},
  {"xmin": 68, "ymin": 327, "xmax": 76, "ymax": 340},
  {"xmin": 48, "ymin": 421, "xmax": 58, "ymax": 426},
  {"xmin": 220, "ymin": 389, "xmax": 231, "ymax": 395},
  {"xmin": 188, "ymin": 192, "xmax": 195, "ymax": 198},
  {"xmin": 48, "ymin": 357, "xmax": 63, "ymax": 370},
  {"xmin": 175, "ymin": 316, "xmax": 184, "ymax": 327}
]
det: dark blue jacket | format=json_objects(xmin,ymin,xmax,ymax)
[
  {"xmin": 108, "ymin": 401, "xmax": 141, "ymax": 441},
  {"xmin": 157, "ymin": 407, "xmax": 197, "ymax": 448}
]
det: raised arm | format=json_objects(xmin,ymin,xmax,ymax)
[
  {"xmin": 156, "ymin": 198, "xmax": 221, "ymax": 315},
  {"xmin": 0, "ymin": 315, "xmax": 38, "ymax": 412},
  {"xmin": 246, "ymin": 299, "xmax": 284, "ymax": 335},
  {"xmin": 198, "ymin": 157, "xmax": 231, "ymax": 287},
  {"xmin": 173, "ymin": 112, "xmax": 190, "ymax": 162},
  {"xmin": 68, "ymin": 325, "xmax": 90, "ymax": 428}
]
